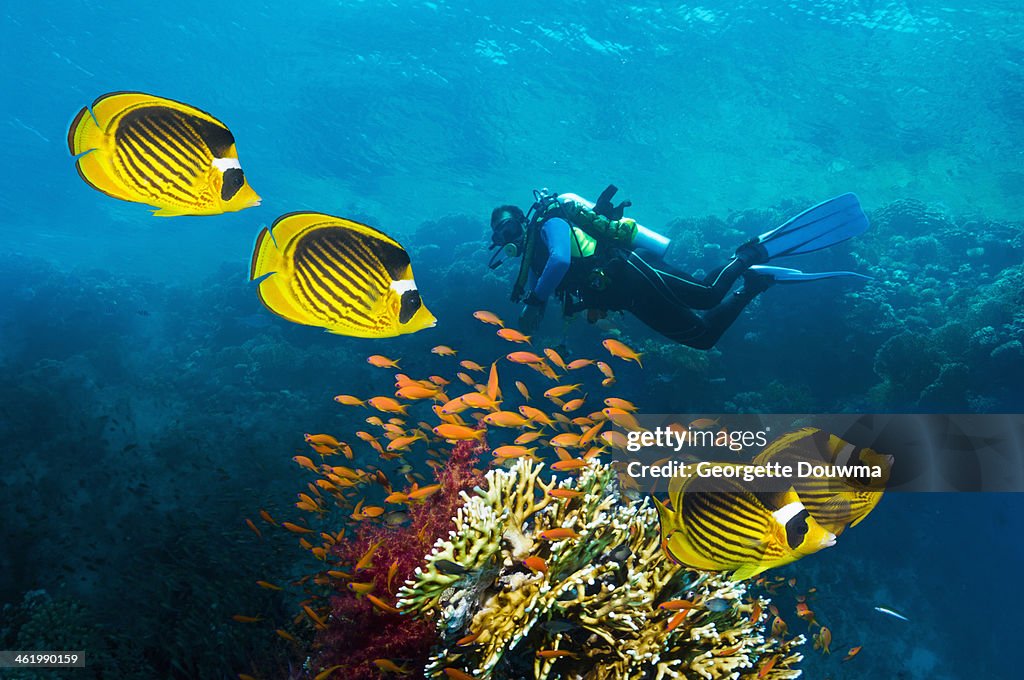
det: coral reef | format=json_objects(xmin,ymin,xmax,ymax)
[
  {"xmin": 302, "ymin": 438, "xmax": 489, "ymax": 679},
  {"xmin": 399, "ymin": 458, "xmax": 804, "ymax": 679}
]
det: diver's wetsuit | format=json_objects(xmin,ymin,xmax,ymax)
[{"xmin": 527, "ymin": 217, "xmax": 763, "ymax": 350}]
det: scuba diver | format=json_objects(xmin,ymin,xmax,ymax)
[{"xmin": 488, "ymin": 186, "xmax": 871, "ymax": 349}]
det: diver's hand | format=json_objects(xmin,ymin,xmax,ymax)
[{"xmin": 519, "ymin": 294, "xmax": 545, "ymax": 333}]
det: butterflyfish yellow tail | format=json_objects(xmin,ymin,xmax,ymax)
[
  {"xmin": 249, "ymin": 223, "xmax": 312, "ymax": 328},
  {"xmin": 68, "ymin": 104, "xmax": 135, "ymax": 203}
]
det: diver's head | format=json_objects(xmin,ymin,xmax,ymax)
[{"xmin": 488, "ymin": 204, "xmax": 526, "ymax": 269}]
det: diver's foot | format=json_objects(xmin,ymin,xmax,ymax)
[
  {"xmin": 739, "ymin": 269, "xmax": 776, "ymax": 296},
  {"xmin": 735, "ymin": 241, "xmax": 769, "ymax": 266}
]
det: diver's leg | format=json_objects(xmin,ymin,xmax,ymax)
[{"xmin": 624, "ymin": 251, "xmax": 757, "ymax": 310}]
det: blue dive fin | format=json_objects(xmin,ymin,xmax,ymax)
[
  {"xmin": 754, "ymin": 193, "xmax": 870, "ymax": 259},
  {"xmin": 748, "ymin": 265, "xmax": 873, "ymax": 283}
]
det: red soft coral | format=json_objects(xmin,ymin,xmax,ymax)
[{"xmin": 307, "ymin": 436, "xmax": 488, "ymax": 679}]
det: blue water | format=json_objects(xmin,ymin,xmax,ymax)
[{"xmin": 2, "ymin": 1, "xmax": 1023, "ymax": 678}]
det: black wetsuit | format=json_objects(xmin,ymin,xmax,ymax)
[{"xmin": 584, "ymin": 250, "xmax": 761, "ymax": 349}]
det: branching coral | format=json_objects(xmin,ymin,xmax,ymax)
[{"xmin": 399, "ymin": 458, "xmax": 804, "ymax": 679}]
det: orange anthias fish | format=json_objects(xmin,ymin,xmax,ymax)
[
  {"xmin": 367, "ymin": 355, "xmax": 400, "ymax": 368},
  {"xmin": 333, "ymin": 394, "xmax": 366, "ymax": 406},
  {"xmin": 596, "ymin": 361, "xmax": 615, "ymax": 380},
  {"xmin": 567, "ymin": 358, "xmax": 594, "ymax": 370},
  {"xmin": 367, "ymin": 396, "xmax": 408, "ymax": 414},
  {"xmin": 562, "ymin": 397, "xmax": 586, "ymax": 412},
  {"xmin": 408, "ymin": 484, "xmax": 442, "ymax": 500},
  {"xmin": 544, "ymin": 384, "xmax": 582, "ymax": 399},
  {"xmin": 795, "ymin": 602, "xmax": 818, "ymax": 627},
  {"xmin": 486, "ymin": 362, "xmax": 501, "ymax": 401},
  {"xmin": 507, "ymin": 351, "xmax": 545, "ymax": 365},
  {"xmin": 551, "ymin": 458, "xmax": 587, "ymax": 471},
  {"xmin": 497, "ymin": 328, "xmax": 531, "ymax": 344},
  {"xmin": 433, "ymin": 424, "xmax": 486, "ymax": 441},
  {"xmin": 494, "ymin": 445, "xmax": 538, "ymax": 460},
  {"xmin": 515, "ymin": 380, "xmax": 531, "ymax": 400},
  {"xmin": 372, "ymin": 659, "xmax": 410, "ymax": 675},
  {"xmin": 431, "ymin": 345, "xmax": 457, "ymax": 356},
  {"xmin": 523, "ymin": 556, "xmax": 548, "ymax": 573},
  {"xmin": 367, "ymin": 594, "xmax": 402, "ymax": 615},
  {"xmin": 603, "ymin": 397, "xmax": 637, "ymax": 412},
  {"xmin": 482, "ymin": 411, "xmax": 532, "ymax": 428},
  {"xmin": 814, "ymin": 626, "xmax": 832, "ymax": 654},
  {"xmin": 543, "ymin": 347, "xmax": 567, "ymax": 370},
  {"xmin": 658, "ymin": 599, "xmax": 700, "ymax": 611},
  {"xmin": 443, "ymin": 668, "xmax": 476, "ymax": 680},
  {"xmin": 536, "ymin": 650, "xmax": 576, "ymax": 659},
  {"xmin": 757, "ymin": 655, "xmax": 779, "ymax": 678},
  {"xmin": 843, "ymin": 646, "xmax": 862, "ymax": 662},
  {"xmin": 548, "ymin": 488, "xmax": 585, "ymax": 499},
  {"xmin": 539, "ymin": 528, "xmax": 579, "ymax": 540},
  {"xmin": 459, "ymin": 360, "xmax": 485, "ymax": 372},
  {"xmin": 304, "ymin": 433, "xmax": 342, "ymax": 447},
  {"xmin": 602, "ymin": 338, "xmax": 643, "ymax": 366},
  {"xmin": 473, "ymin": 310, "xmax": 505, "ymax": 327}
]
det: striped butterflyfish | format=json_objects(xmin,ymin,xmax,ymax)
[
  {"xmin": 752, "ymin": 428, "xmax": 892, "ymax": 535},
  {"xmin": 67, "ymin": 91, "xmax": 260, "ymax": 216},
  {"xmin": 250, "ymin": 212, "xmax": 436, "ymax": 338},
  {"xmin": 654, "ymin": 464, "xmax": 837, "ymax": 580}
]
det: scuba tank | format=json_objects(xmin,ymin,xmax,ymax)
[{"xmin": 551, "ymin": 188, "xmax": 672, "ymax": 259}]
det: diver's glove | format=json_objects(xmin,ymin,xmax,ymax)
[
  {"xmin": 735, "ymin": 240, "xmax": 769, "ymax": 265},
  {"xmin": 519, "ymin": 293, "xmax": 545, "ymax": 333}
]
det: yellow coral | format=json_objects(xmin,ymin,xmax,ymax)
[{"xmin": 397, "ymin": 458, "xmax": 805, "ymax": 679}]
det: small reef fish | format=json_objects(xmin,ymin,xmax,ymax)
[
  {"xmin": 658, "ymin": 599, "xmax": 699, "ymax": 611},
  {"xmin": 595, "ymin": 361, "xmax": 615, "ymax": 380},
  {"xmin": 544, "ymin": 384, "xmax": 582, "ymax": 399},
  {"xmin": 367, "ymin": 355, "xmax": 400, "ymax": 368},
  {"xmin": 443, "ymin": 669, "xmax": 475, "ymax": 680},
  {"xmin": 367, "ymin": 595, "xmax": 401, "ymax": 615},
  {"xmin": 603, "ymin": 397, "xmax": 637, "ymax": 411},
  {"xmin": 314, "ymin": 665, "xmax": 343, "ymax": 680},
  {"xmin": 507, "ymin": 351, "xmax": 545, "ymax": 365},
  {"xmin": 874, "ymin": 606, "xmax": 909, "ymax": 621},
  {"xmin": 68, "ymin": 91, "xmax": 260, "ymax": 215},
  {"xmin": 333, "ymin": 394, "xmax": 365, "ymax": 406},
  {"xmin": 459, "ymin": 360, "xmax": 485, "ymax": 372},
  {"xmin": 567, "ymin": 359, "xmax": 594, "ymax": 370},
  {"xmin": 536, "ymin": 650, "xmax": 576, "ymax": 659},
  {"xmin": 250, "ymin": 212, "xmax": 436, "ymax": 338},
  {"xmin": 431, "ymin": 345, "xmax": 457, "ymax": 356},
  {"xmin": 551, "ymin": 458, "xmax": 587, "ymax": 472},
  {"xmin": 482, "ymin": 411, "xmax": 532, "ymax": 428},
  {"xmin": 472, "ymin": 310, "xmax": 505, "ymax": 327},
  {"xmin": 367, "ymin": 397, "xmax": 408, "ymax": 415},
  {"xmin": 547, "ymin": 488, "xmax": 584, "ymax": 499},
  {"xmin": 304, "ymin": 433, "xmax": 342, "ymax": 447},
  {"xmin": 372, "ymin": 659, "xmax": 410, "ymax": 675},
  {"xmin": 813, "ymin": 626, "xmax": 832, "ymax": 654},
  {"xmin": 543, "ymin": 347, "xmax": 568, "ymax": 370},
  {"xmin": 523, "ymin": 556, "xmax": 548, "ymax": 573},
  {"xmin": 494, "ymin": 445, "xmax": 538, "ymax": 460},
  {"xmin": 654, "ymin": 464, "xmax": 837, "ymax": 579},
  {"xmin": 433, "ymin": 559, "xmax": 469, "ymax": 575},
  {"xmin": 408, "ymin": 484, "xmax": 442, "ymax": 500},
  {"xmin": 539, "ymin": 528, "xmax": 580, "ymax": 540},
  {"xmin": 843, "ymin": 645, "xmax": 862, "ymax": 661},
  {"xmin": 231, "ymin": 614, "xmax": 262, "ymax": 623},
  {"xmin": 497, "ymin": 328, "xmax": 531, "ymax": 344},
  {"xmin": 602, "ymin": 338, "xmax": 643, "ymax": 366},
  {"xmin": 515, "ymin": 380, "xmax": 531, "ymax": 399},
  {"xmin": 456, "ymin": 632, "xmax": 480, "ymax": 646},
  {"xmin": 666, "ymin": 609, "xmax": 691, "ymax": 632}
]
